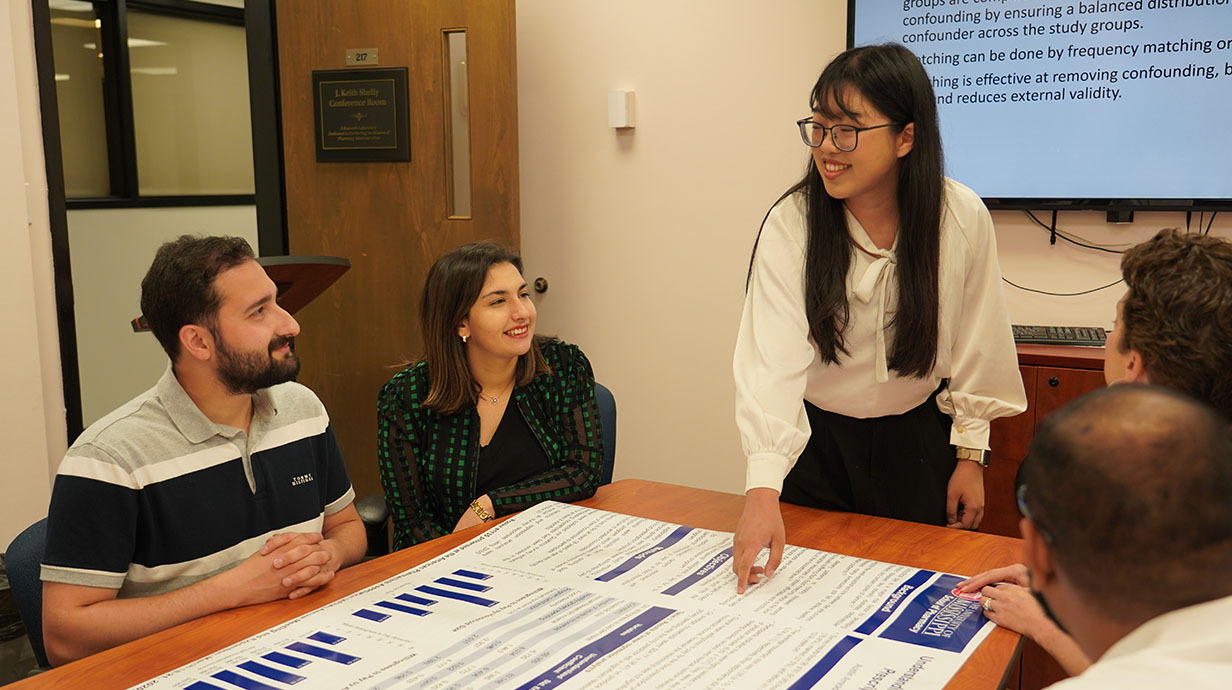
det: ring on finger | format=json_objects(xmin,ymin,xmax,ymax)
[{"xmin": 981, "ymin": 597, "xmax": 994, "ymax": 612}]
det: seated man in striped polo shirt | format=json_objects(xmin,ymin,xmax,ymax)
[{"xmin": 41, "ymin": 235, "xmax": 366, "ymax": 665}]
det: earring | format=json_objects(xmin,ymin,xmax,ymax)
[{"xmin": 461, "ymin": 334, "xmax": 469, "ymax": 343}]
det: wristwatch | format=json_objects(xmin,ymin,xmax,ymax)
[{"xmin": 955, "ymin": 447, "xmax": 990, "ymax": 467}]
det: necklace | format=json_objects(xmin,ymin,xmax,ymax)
[{"xmin": 479, "ymin": 381, "xmax": 514, "ymax": 406}]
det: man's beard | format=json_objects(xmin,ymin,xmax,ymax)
[{"xmin": 214, "ymin": 331, "xmax": 301, "ymax": 395}]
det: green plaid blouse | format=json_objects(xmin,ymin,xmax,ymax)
[{"xmin": 377, "ymin": 339, "xmax": 603, "ymax": 550}]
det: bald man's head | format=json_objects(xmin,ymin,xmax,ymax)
[{"xmin": 1019, "ymin": 385, "xmax": 1232, "ymax": 624}]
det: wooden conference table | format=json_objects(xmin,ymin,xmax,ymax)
[{"xmin": 14, "ymin": 479, "xmax": 1023, "ymax": 690}]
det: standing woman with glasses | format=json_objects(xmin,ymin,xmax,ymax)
[{"xmin": 731, "ymin": 43, "xmax": 1026, "ymax": 592}]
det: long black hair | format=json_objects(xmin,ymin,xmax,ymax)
[{"xmin": 749, "ymin": 44, "xmax": 943, "ymax": 378}]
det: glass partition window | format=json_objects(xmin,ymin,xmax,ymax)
[
  {"xmin": 50, "ymin": 1, "xmax": 110, "ymax": 198},
  {"xmin": 46, "ymin": 0, "xmax": 252, "ymax": 202},
  {"xmin": 128, "ymin": 10, "xmax": 253, "ymax": 195}
]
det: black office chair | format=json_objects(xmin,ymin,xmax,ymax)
[
  {"xmin": 6, "ymin": 518, "xmax": 49, "ymax": 668},
  {"xmin": 359, "ymin": 381, "xmax": 618, "ymax": 558}
]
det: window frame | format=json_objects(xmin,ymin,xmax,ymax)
[{"xmin": 59, "ymin": 0, "xmax": 253, "ymax": 209}]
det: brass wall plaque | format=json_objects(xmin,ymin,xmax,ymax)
[
  {"xmin": 312, "ymin": 67, "xmax": 409, "ymax": 162},
  {"xmin": 345, "ymin": 48, "xmax": 379, "ymax": 66}
]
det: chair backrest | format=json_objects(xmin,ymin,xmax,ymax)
[
  {"xmin": 6, "ymin": 518, "xmax": 49, "ymax": 668},
  {"xmin": 355, "ymin": 493, "xmax": 391, "ymax": 560},
  {"xmin": 594, "ymin": 382, "xmax": 617, "ymax": 485}
]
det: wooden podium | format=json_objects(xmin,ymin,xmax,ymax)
[
  {"xmin": 131, "ymin": 255, "xmax": 350, "ymax": 331},
  {"xmin": 256, "ymin": 255, "xmax": 350, "ymax": 315}
]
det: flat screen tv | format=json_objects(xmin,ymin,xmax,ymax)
[{"xmin": 849, "ymin": 0, "xmax": 1232, "ymax": 211}]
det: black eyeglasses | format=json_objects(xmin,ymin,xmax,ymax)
[
  {"xmin": 1016, "ymin": 483, "xmax": 1054, "ymax": 544},
  {"xmin": 796, "ymin": 118, "xmax": 901, "ymax": 152}
]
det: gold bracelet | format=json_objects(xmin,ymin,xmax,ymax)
[{"xmin": 469, "ymin": 499, "xmax": 494, "ymax": 522}]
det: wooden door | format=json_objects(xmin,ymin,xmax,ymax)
[{"xmin": 275, "ymin": 0, "xmax": 519, "ymax": 507}]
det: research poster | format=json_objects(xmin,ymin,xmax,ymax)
[
  {"xmin": 131, "ymin": 502, "xmax": 997, "ymax": 690},
  {"xmin": 853, "ymin": 0, "xmax": 1232, "ymax": 199}
]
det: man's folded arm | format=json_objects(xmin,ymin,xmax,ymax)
[{"xmin": 43, "ymin": 531, "xmax": 343, "ymax": 665}]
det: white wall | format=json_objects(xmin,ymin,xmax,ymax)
[
  {"xmin": 68, "ymin": 207, "xmax": 258, "ymax": 426},
  {"xmin": 996, "ymin": 210, "xmax": 1231, "ymax": 329},
  {"xmin": 1, "ymin": 0, "xmax": 64, "ymax": 547},
  {"xmin": 516, "ymin": 1, "xmax": 1232, "ymax": 495}
]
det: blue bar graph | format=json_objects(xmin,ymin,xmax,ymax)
[
  {"xmin": 261, "ymin": 652, "xmax": 310, "ymax": 669},
  {"xmin": 285, "ymin": 642, "xmax": 361, "ymax": 665},
  {"xmin": 434, "ymin": 576, "xmax": 492, "ymax": 592},
  {"xmin": 395, "ymin": 592, "xmax": 435, "ymax": 606},
  {"xmin": 238, "ymin": 660, "xmax": 306, "ymax": 685},
  {"xmin": 307, "ymin": 631, "xmax": 345, "ymax": 645},
  {"xmin": 375, "ymin": 600, "xmax": 432, "ymax": 616},
  {"xmin": 211, "ymin": 669, "xmax": 280, "ymax": 690},
  {"xmin": 451, "ymin": 569, "xmax": 492, "ymax": 580},
  {"xmin": 415, "ymin": 584, "xmax": 498, "ymax": 607},
  {"xmin": 353, "ymin": 608, "xmax": 391, "ymax": 622},
  {"xmin": 186, "ymin": 682, "xmax": 225, "ymax": 690}
]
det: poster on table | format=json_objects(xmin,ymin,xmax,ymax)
[{"xmin": 134, "ymin": 502, "xmax": 995, "ymax": 690}]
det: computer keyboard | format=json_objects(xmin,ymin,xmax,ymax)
[{"xmin": 1012, "ymin": 325, "xmax": 1107, "ymax": 347}]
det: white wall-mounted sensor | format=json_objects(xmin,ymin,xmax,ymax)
[{"xmin": 608, "ymin": 90, "xmax": 636, "ymax": 129}]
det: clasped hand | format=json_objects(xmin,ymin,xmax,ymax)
[{"xmin": 229, "ymin": 532, "xmax": 340, "ymax": 606}]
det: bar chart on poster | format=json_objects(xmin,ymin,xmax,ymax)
[{"xmin": 139, "ymin": 502, "xmax": 997, "ymax": 690}]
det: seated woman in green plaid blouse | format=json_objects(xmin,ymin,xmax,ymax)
[{"xmin": 377, "ymin": 241, "xmax": 603, "ymax": 549}]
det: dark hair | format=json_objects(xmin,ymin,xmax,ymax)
[
  {"xmin": 749, "ymin": 43, "xmax": 943, "ymax": 377},
  {"xmin": 139, "ymin": 235, "xmax": 255, "ymax": 361},
  {"xmin": 1020, "ymin": 385, "xmax": 1232, "ymax": 623},
  {"xmin": 420, "ymin": 241, "xmax": 550, "ymax": 414},
  {"xmin": 1119, "ymin": 228, "xmax": 1232, "ymax": 420}
]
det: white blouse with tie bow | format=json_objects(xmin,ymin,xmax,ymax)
[{"xmin": 734, "ymin": 178, "xmax": 1027, "ymax": 494}]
